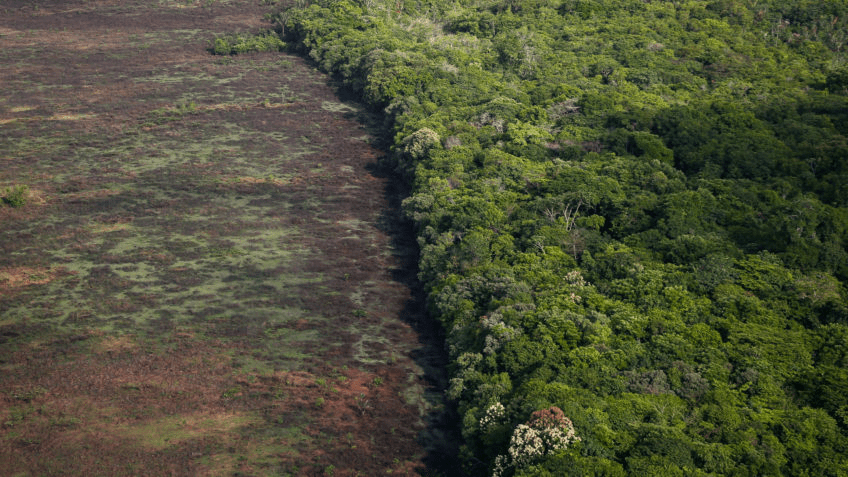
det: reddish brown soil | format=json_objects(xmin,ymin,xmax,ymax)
[{"xmin": 0, "ymin": 1, "xmax": 459, "ymax": 475}]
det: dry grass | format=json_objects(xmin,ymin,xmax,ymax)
[{"xmin": 0, "ymin": 266, "xmax": 61, "ymax": 289}]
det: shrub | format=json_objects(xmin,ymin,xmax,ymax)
[
  {"xmin": 2, "ymin": 185, "xmax": 28, "ymax": 207},
  {"xmin": 211, "ymin": 31, "xmax": 286, "ymax": 55}
]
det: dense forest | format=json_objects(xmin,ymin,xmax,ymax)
[{"xmin": 270, "ymin": 0, "xmax": 848, "ymax": 474}]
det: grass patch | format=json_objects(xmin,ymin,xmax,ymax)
[
  {"xmin": 210, "ymin": 30, "xmax": 285, "ymax": 55},
  {"xmin": 118, "ymin": 412, "xmax": 259, "ymax": 449},
  {"xmin": 91, "ymin": 334, "xmax": 139, "ymax": 355}
]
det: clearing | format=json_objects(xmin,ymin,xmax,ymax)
[{"xmin": 0, "ymin": 0, "xmax": 458, "ymax": 475}]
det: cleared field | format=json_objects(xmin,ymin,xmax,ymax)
[{"xmin": 0, "ymin": 1, "xmax": 457, "ymax": 475}]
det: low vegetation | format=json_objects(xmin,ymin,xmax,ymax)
[
  {"xmin": 278, "ymin": 0, "xmax": 848, "ymax": 474},
  {"xmin": 0, "ymin": 0, "xmax": 449, "ymax": 473},
  {"xmin": 210, "ymin": 30, "xmax": 286, "ymax": 55},
  {"xmin": 1, "ymin": 184, "xmax": 28, "ymax": 207}
]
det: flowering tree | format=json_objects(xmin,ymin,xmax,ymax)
[{"xmin": 492, "ymin": 407, "xmax": 580, "ymax": 477}]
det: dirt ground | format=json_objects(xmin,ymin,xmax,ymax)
[{"xmin": 0, "ymin": 1, "xmax": 459, "ymax": 475}]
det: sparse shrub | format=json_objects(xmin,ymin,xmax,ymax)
[
  {"xmin": 221, "ymin": 386, "xmax": 241, "ymax": 399},
  {"xmin": 176, "ymin": 101, "xmax": 196, "ymax": 114},
  {"xmin": 10, "ymin": 386, "xmax": 46, "ymax": 402},
  {"xmin": 355, "ymin": 393, "xmax": 371, "ymax": 415},
  {"xmin": 1, "ymin": 185, "xmax": 28, "ymax": 208},
  {"xmin": 211, "ymin": 30, "xmax": 286, "ymax": 55}
]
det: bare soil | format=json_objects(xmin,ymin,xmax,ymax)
[{"xmin": 0, "ymin": 1, "xmax": 459, "ymax": 475}]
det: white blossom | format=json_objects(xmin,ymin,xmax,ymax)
[
  {"xmin": 480, "ymin": 402, "xmax": 506, "ymax": 430},
  {"xmin": 491, "ymin": 407, "xmax": 580, "ymax": 477}
]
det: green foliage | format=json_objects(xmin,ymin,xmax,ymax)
[
  {"xmin": 828, "ymin": 67, "xmax": 848, "ymax": 94},
  {"xmin": 2, "ymin": 184, "xmax": 29, "ymax": 207},
  {"xmin": 211, "ymin": 30, "xmax": 286, "ymax": 55},
  {"xmin": 280, "ymin": 0, "xmax": 848, "ymax": 474}
]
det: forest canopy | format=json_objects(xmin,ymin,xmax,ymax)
[{"xmin": 277, "ymin": 0, "xmax": 848, "ymax": 474}]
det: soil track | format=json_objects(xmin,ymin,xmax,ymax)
[{"xmin": 0, "ymin": 1, "xmax": 459, "ymax": 475}]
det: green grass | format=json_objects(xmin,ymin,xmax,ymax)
[{"xmin": 211, "ymin": 31, "xmax": 286, "ymax": 55}]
